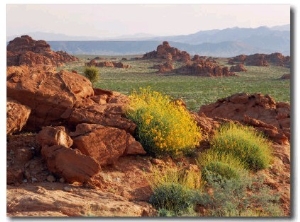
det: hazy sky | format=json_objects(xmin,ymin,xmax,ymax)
[{"xmin": 6, "ymin": 4, "xmax": 290, "ymax": 38}]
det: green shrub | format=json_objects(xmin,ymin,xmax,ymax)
[
  {"xmin": 195, "ymin": 172, "xmax": 283, "ymax": 217},
  {"xmin": 149, "ymin": 183, "xmax": 196, "ymax": 216},
  {"xmin": 210, "ymin": 123, "xmax": 272, "ymax": 171},
  {"xmin": 84, "ymin": 66, "xmax": 100, "ymax": 85},
  {"xmin": 197, "ymin": 149, "xmax": 248, "ymax": 181},
  {"xmin": 126, "ymin": 87, "xmax": 201, "ymax": 157},
  {"xmin": 149, "ymin": 165, "xmax": 202, "ymax": 191}
]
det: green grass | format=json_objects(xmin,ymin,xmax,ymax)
[
  {"xmin": 210, "ymin": 123, "xmax": 272, "ymax": 171},
  {"xmin": 197, "ymin": 149, "xmax": 248, "ymax": 181},
  {"xmin": 58, "ymin": 55, "xmax": 290, "ymax": 111}
]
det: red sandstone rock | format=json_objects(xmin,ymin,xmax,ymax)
[
  {"xmin": 198, "ymin": 93, "xmax": 290, "ymax": 144},
  {"xmin": 7, "ymin": 66, "xmax": 94, "ymax": 131},
  {"xmin": 7, "ymin": 35, "xmax": 78, "ymax": 67},
  {"xmin": 143, "ymin": 41, "xmax": 191, "ymax": 62},
  {"xmin": 41, "ymin": 145, "xmax": 100, "ymax": 183},
  {"xmin": 86, "ymin": 60, "xmax": 130, "ymax": 68},
  {"xmin": 175, "ymin": 61, "xmax": 236, "ymax": 77},
  {"xmin": 157, "ymin": 61, "xmax": 174, "ymax": 73},
  {"xmin": 7, "ymin": 98, "xmax": 31, "ymax": 135},
  {"xmin": 230, "ymin": 63, "xmax": 247, "ymax": 72},
  {"xmin": 228, "ymin": 53, "xmax": 289, "ymax": 67},
  {"xmin": 36, "ymin": 126, "xmax": 73, "ymax": 148},
  {"xmin": 71, "ymin": 123, "xmax": 145, "ymax": 166}
]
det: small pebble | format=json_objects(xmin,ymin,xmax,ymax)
[
  {"xmin": 151, "ymin": 158, "xmax": 164, "ymax": 165},
  {"xmin": 31, "ymin": 177, "xmax": 37, "ymax": 182},
  {"xmin": 23, "ymin": 179, "xmax": 27, "ymax": 183},
  {"xmin": 63, "ymin": 186, "xmax": 73, "ymax": 192},
  {"xmin": 47, "ymin": 175, "xmax": 56, "ymax": 182},
  {"xmin": 59, "ymin": 178, "xmax": 65, "ymax": 183},
  {"xmin": 36, "ymin": 186, "xmax": 46, "ymax": 194}
]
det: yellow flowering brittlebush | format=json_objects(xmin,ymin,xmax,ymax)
[{"xmin": 126, "ymin": 87, "xmax": 201, "ymax": 157}]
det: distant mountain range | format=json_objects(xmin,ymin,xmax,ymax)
[{"xmin": 7, "ymin": 24, "xmax": 290, "ymax": 57}]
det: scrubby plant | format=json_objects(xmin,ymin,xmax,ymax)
[
  {"xmin": 147, "ymin": 166, "xmax": 202, "ymax": 216},
  {"xmin": 149, "ymin": 183, "xmax": 196, "ymax": 216},
  {"xmin": 210, "ymin": 122, "xmax": 272, "ymax": 171},
  {"xmin": 83, "ymin": 66, "xmax": 100, "ymax": 85},
  {"xmin": 195, "ymin": 172, "xmax": 283, "ymax": 217},
  {"xmin": 149, "ymin": 166, "xmax": 202, "ymax": 191},
  {"xmin": 126, "ymin": 87, "xmax": 201, "ymax": 157},
  {"xmin": 197, "ymin": 149, "xmax": 248, "ymax": 181}
]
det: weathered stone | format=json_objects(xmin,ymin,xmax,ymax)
[
  {"xmin": 7, "ymin": 98, "xmax": 31, "ymax": 134},
  {"xmin": 63, "ymin": 104, "xmax": 136, "ymax": 134},
  {"xmin": 143, "ymin": 41, "xmax": 191, "ymax": 62},
  {"xmin": 7, "ymin": 66, "xmax": 94, "ymax": 131},
  {"xmin": 41, "ymin": 145, "xmax": 100, "ymax": 183},
  {"xmin": 228, "ymin": 53, "xmax": 290, "ymax": 67},
  {"xmin": 36, "ymin": 126, "xmax": 73, "ymax": 148},
  {"xmin": 7, "ymin": 35, "xmax": 78, "ymax": 67},
  {"xmin": 198, "ymin": 93, "xmax": 290, "ymax": 144},
  {"xmin": 71, "ymin": 123, "xmax": 145, "ymax": 166}
]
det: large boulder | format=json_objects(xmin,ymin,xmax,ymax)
[
  {"xmin": 7, "ymin": 98, "xmax": 31, "ymax": 135},
  {"xmin": 7, "ymin": 66, "xmax": 94, "ymax": 131},
  {"xmin": 41, "ymin": 145, "xmax": 100, "ymax": 183},
  {"xmin": 7, "ymin": 35, "xmax": 78, "ymax": 67},
  {"xmin": 71, "ymin": 123, "xmax": 146, "ymax": 166},
  {"xmin": 61, "ymin": 91, "xmax": 136, "ymax": 134},
  {"xmin": 230, "ymin": 63, "xmax": 247, "ymax": 72},
  {"xmin": 36, "ymin": 126, "xmax": 73, "ymax": 148},
  {"xmin": 198, "ymin": 93, "xmax": 290, "ymax": 144}
]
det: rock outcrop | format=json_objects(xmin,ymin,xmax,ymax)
[
  {"xmin": 230, "ymin": 63, "xmax": 247, "ymax": 72},
  {"xmin": 143, "ymin": 41, "xmax": 190, "ymax": 62},
  {"xmin": 86, "ymin": 60, "xmax": 130, "ymax": 68},
  {"xmin": 228, "ymin": 53, "xmax": 290, "ymax": 67},
  {"xmin": 154, "ymin": 61, "xmax": 174, "ymax": 73},
  {"xmin": 175, "ymin": 61, "xmax": 236, "ymax": 77},
  {"xmin": 7, "ymin": 64, "xmax": 145, "ymax": 184},
  {"xmin": 198, "ymin": 93, "xmax": 290, "ymax": 144},
  {"xmin": 7, "ymin": 35, "xmax": 78, "ymax": 67},
  {"xmin": 7, "ymin": 65, "xmax": 94, "ymax": 131}
]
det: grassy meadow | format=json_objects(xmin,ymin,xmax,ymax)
[{"xmin": 59, "ymin": 55, "xmax": 290, "ymax": 112}]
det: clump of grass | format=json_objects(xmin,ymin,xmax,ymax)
[
  {"xmin": 149, "ymin": 165, "xmax": 202, "ymax": 191},
  {"xmin": 149, "ymin": 183, "xmax": 196, "ymax": 216},
  {"xmin": 126, "ymin": 87, "xmax": 201, "ymax": 157},
  {"xmin": 210, "ymin": 123, "xmax": 272, "ymax": 171},
  {"xmin": 83, "ymin": 66, "xmax": 100, "ymax": 85},
  {"xmin": 148, "ymin": 165, "xmax": 201, "ymax": 216},
  {"xmin": 197, "ymin": 149, "xmax": 248, "ymax": 181}
]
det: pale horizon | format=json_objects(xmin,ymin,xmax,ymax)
[{"xmin": 6, "ymin": 4, "xmax": 290, "ymax": 39}]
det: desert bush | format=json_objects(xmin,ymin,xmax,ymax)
[
  {"xmin": 149, "ymin": 165, "xmax": 202, "ymax": 191},
  {"xmin": 210, "ymin": 123, "xmax": 272, "ymax": 171},
  {"xmin": 195, "ymin": 172, "xmax": 283, "ymax": 217},
  {"xmin": 126, "ymin": 87, "xmax": 201, "ymax": 157},
  {"xmin": 147, "ymin": 165, "xmax": 201, "ymax": 216},
  {"xmin": 149, "ymin": 183, "xmax": 196, "ymax": 216},
  {"xmin": 197, "ymin": 149, "xmax": 248, "ymax": 181},
  {"xmin": 83, "ymin": 66, "xmax": 100, "ymax": 85}
]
